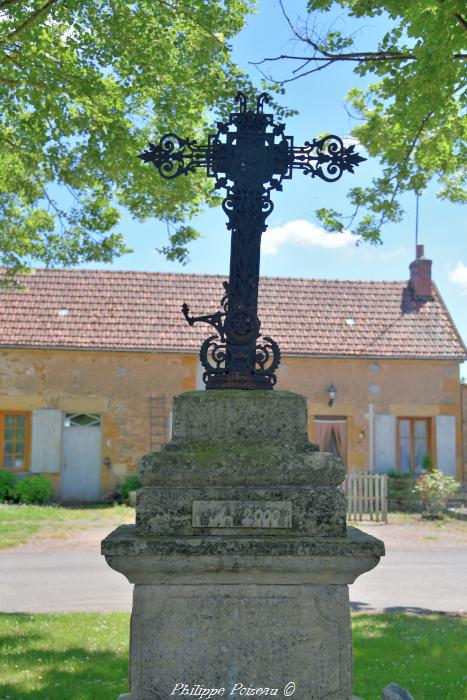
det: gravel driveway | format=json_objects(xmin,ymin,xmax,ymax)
[{"xmin": 1, "ymin": 516, "xmax": 466, "ymax": 613}]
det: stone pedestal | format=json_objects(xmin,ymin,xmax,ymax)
[{"xmin": 102, "ymin": 391, "xmax": 384, "ymax": 700}]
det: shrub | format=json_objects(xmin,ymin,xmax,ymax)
[
  {"xmin": 120, "ymin": 475, "xmax": 141, "ymax": 500},
  {"xmin": 12, "ymin": 475, "xmax": 53, "ymax": 504},
  {"xmin": 413, "ymin": 469, "xmax": 460, "ymax": 518},
  {"xmin": 386, "ymin": 472, "xmax": 422, "ymax": 512},
  {"xmin": 0, "ymin": 471, "xmax": 17, "ymax": 501},
  {"xmin": 422, "ymin": 454, "xmax": 435, "ymax": 473}
]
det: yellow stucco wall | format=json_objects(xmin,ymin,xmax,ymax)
[
  {"xmin": 274, "ymin": 356, "xmax": 463, "ymax": 479},
  {"xmin": 0, "ymin": 348, "xmax": 463, "ymax": 499},
  {"xmin": 0, "ymin": 348, "xmax": 197, "ymax": 497}
]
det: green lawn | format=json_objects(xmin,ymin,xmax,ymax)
[
  {"xmin": 352, "ymin": 613, "xmax": 467, "ymax": 700},
  {"xmin": 0, "ymin": 613, "xmax": 465, "ymax": 700},
  {"xmin": 0, "ymin": 504, "xmax": 134, "ymax": 549}
]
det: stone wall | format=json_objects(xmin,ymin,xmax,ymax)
[
  {"xmin": 277, "ymin": 356, "xmax": 463, "ymax": 477},
  {"xmin": 0, "ymin": 348, "xmax": 463, "ymax": 497},
  {"xmin": 0, "ymin": 347, "xmax": 197, "ymax": 495}
]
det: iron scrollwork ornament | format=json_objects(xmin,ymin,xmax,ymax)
[{"xmin": 139, "ymin": 92, "xmax": 365, "ymax": 390}]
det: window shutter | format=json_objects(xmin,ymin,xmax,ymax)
[
  {"xmin": 374, "ymin": 414, "xmax": 396, "ymax": 473},
  {"xmin": 31, "ymin": 409, "xmax": 63, "ymax": 473},
  {"xmin": 436, "ymin": 415, "xmax": 456, "ymax": 477}
]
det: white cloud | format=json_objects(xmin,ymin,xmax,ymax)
[
  {"xmin": 380, "ymin": 246, "xmax": 408, "ymax": 259},
  {"xmin": 262, "ymin": 219, "xmax": 358, "ymax": 256},
  {"xmin": 448, "ymin": 261, "xmax": 467, "ymax": 293}
]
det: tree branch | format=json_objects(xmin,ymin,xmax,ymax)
[
  {"xmin": 253, "ymin": 49, "xmax": 466, "ymax": 82},
  {"xmin": 0, "ymin": 0, "xmax": 24, "ymax": 10},
  {"xmin": 254, "ymin": 51, "xmax": 416, "ymax": 64},
  {"xmin": 0, "ymin": 75, "xmax": 19, "ymax": 85},
  {"xmin": 7, "ymin": 0, "xmax": 58, "ymax": 42},
  {"xmin": 154, "ymin": 0, "xmax": 226, "ymax": 48},
  {"xmin": 454, "ymin": 13, "xmax": 467, "ymax": 31}
]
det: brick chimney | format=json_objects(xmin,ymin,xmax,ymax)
[{"xmin": 409, "ymin": 244, "xmax": 433, "ymax": 300}]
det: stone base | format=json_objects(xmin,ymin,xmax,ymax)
[
  {"xmin": 129, "ymin": 583, "xmax": 351, "ymax": 700},
  {"xmin": 101, "ymin": 391, "xmax": 384, "ymax": 700},
  {"xmin": 103, "ymin": 525, "xmax": 383, "ymax": 700}
]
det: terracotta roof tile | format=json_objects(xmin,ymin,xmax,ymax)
[{"xmin": 0, "ymin": 269, "xmax": 465, "ymax": 360}]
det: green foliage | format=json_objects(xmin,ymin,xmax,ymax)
[
  {"xmin": 414, "ymin": 468, "xmax": 460, "ymax": 518},
  {"xmin": 119, "ymin": 475, "xmax": 141, "ymax": 500},
  {"xmin": 0, "ymin": 0, "xmax": 260, "ymax": 277},
  {"xmin": 156, "ymin": 224, "xmax": 202, "ymax": 265},
  {"xmin": 385, "ymin": 469, "xmax": 415, "ymax": 479},
  {"xmin": 11, "ymin": 475, "xmax": 53, "ymax": 504},
  {"xmin": 422, "ymin": 453, "xmax": 434, "ymax": 473},
  {"xmin": 386, "ymin": 472, "xmax": 421, "ymax": 512},
  {"xmin": 0, "ymin": 470, "xmax": 17, "ymax": 501},
  {"xmin": 297, "ymin": 2, "xmax": 467, "ymax": 241}
]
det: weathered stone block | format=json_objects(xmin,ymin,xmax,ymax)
[
  {"xmin": 102, "ymin": 390, "xmax": 385, "ymax": 700},
  {"xmin": 128, "ymin": 584, "xmax": 352, "ymax": 700},
  {"xmin": 139, "ymin": 441, "xmax": 344, "ymax": 488},
  {"xmin": 136, "ymin": 484, "xmax": 346, "ymax": 537},
  {"xmin": 171, "ymin": 390, "xmax": 308, "ymax": 444},
  {"xmin": 102, "ymin": 525, "xmax": 383, "ymax": 585}
]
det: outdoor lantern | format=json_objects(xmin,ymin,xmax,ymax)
[{"xmin": 328, "ymin": 383, "xmax": 337, "ymax": 406}]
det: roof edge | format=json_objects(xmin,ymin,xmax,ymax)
[
  {"xmin": 432, "ymin": 282, "xmax": 467, "ymax": 356},
  {"xmin": 0, "ymin": 343, "xmax": 465, "ymax": 361}
]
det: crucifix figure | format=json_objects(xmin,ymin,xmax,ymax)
[{"xmin": 139, "ymin": 92, "xmax": 365, "ymax": 390}]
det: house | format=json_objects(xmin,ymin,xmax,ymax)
[{"xmin": 0, "ymin": 245, "xmax": 465, "ymax": 501}]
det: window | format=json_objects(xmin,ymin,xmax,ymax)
[
  {"xmin": 64, "ymin": 413, "xmax": 101, "ymax": 428},
  {"xmin": 314, "ymin": 417, "xmax": 347, "ymax": 465},
  {"xmin": 0, "ymin": 412, "xmax": 31, "ymax": 470},
  {"xmin": 398, "ymin": 418, "xmax": 431, "ymax": 472}
]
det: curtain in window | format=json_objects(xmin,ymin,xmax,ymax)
[
  {"xmin": 314, "ymin": 421, "xmax": 333, "ymax": 453},
  {"xmin": 333, "ymin": 422, "xmax": 347, "ymax": 463},
  {"xmin": 314, "ymin": 420, "xmax": 347, "ymax": 464}
]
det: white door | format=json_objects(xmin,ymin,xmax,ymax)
[
  {"xmin": 61, "ymin": 414, "xmax": 102, "ymax": 501},
  {"xmin": 436, "ymin": 415, "xmax": 457, "ymax": 477}
]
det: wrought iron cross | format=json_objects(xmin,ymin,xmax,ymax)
[{"xmin": 139, "ymin": 92, "xmax": 365, "ymax": 390}]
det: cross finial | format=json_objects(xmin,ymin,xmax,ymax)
[{"xmin": 139, "ymin": 93, "xmax": 365, "ymax": 389}]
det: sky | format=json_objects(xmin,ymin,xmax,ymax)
[{"xmin": 79, "ymin": 0, "xmax": 467, "ymax": 367}]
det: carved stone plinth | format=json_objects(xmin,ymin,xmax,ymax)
[{"xmin": 102, "ymin": 391, "xmax": 384, "ymax": 700}]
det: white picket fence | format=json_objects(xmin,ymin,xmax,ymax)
[{"xmin": 342, "ymin": 472, "xmax": 388, "ymax": 523}]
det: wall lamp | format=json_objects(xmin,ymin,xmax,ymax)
[{"xmin": 327, "ymin": 383, "xmax": 337, "ymax": 406}]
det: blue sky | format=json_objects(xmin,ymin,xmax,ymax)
[{"xmin": 81, "ymin": 0, "xmax": 467, "ymax": 365}]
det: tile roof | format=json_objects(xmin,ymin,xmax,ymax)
[{"xmin": 0, "ymin": 269, "xmax": 465, "ymax": 360}]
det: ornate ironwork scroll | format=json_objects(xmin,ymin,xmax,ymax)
[{"xmin": 139, "ymin": 92, "xmax": 365, "ymax": 390}]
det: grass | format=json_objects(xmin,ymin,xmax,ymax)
[
  {"xmin": 0, "ymin": 504, "xmax": 134, "ymax": 549},
  {"xmin": 352, "ymin": 613, "xmax": 467, "ymax": 700},
  {"xmin": 0, "ymin": 613, "xmax": 129, "ymax": 700},
  {"xmin": 0, "ymin": 613, "xmax": 465, "ymax": 700}
]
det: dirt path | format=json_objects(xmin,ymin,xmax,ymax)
[{"xmin": 355, "ymin": 513, "xmax": 467, "ymax": 551}]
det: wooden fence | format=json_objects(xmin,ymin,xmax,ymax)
[{"xmin": 342, "ymin": 472, "xmax": 388, "ymax": 523}]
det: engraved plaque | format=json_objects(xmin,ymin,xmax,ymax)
[{"xmin": 192, "ymin": 500, "xmax": 292, "ymax": 528}]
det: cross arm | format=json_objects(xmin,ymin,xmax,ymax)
[
  {"xmin": 182, "ymin": 303, "xmax": 226, "ymax": 342},
  {"xmin": 138, "ymin": 133, "xmax": 210, "ymax": 179},
  {"xmin": 291, "ymin": 135, "xmax": 366, "ymax": 183}
]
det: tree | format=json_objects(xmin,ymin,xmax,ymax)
[
  {"xmin": 258, "ymin": 0, "xmax": 466, "ymax": 242},
  {"xmin": 0, "ymin": 0, "xmax": 257, "ymax": 281}
]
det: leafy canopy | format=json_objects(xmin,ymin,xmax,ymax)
[
  {"xmin": 263, "ymin": 0, "xmax": 466, "ymax": 242},
  {"xmin": 0, "ymin": 0, "xmax": 256, "ymax": 280}
]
